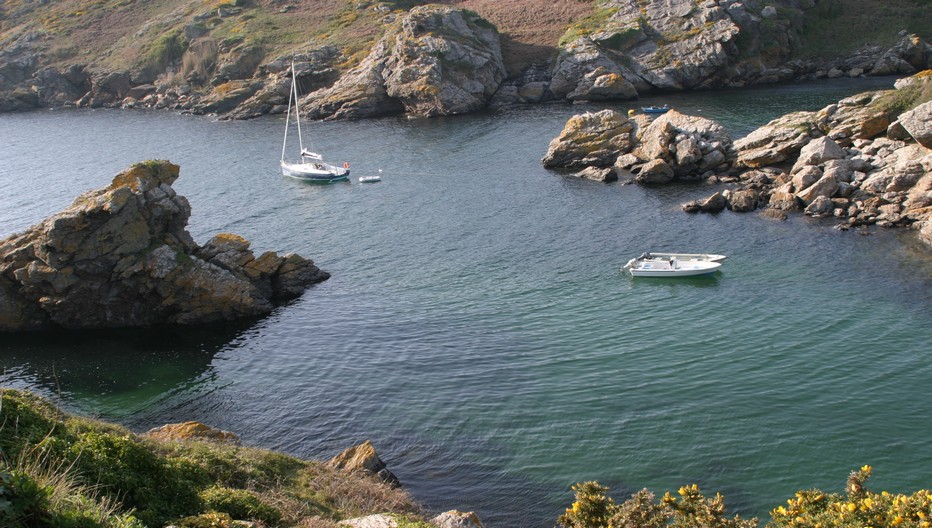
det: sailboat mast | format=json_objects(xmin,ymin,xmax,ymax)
[
  {"xmin": 292, "ymin": 61, "xmax": 305, "ymax": 154},
  {"xmin": 281, "ymin": 62, "xmax": 294, "ymax": 162}
]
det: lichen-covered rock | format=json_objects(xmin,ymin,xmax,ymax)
[
  {"xmin": 633, "ymin": 109, "xmax": 733, "ymax": 177},
  {"xmin": 898, "ymin": 100, "xmax": 932, "ymax": 149},
  {"xmin": 339, "ymin": 514, "xmax": 398, "ymax": 528},
  {"xmin": 0, "ymin": 161, "xmax": 329, "ymax": 332},
  {"xmin": 734, "ymin": 111, "xmax": 819, "ymax": 168},
  {"xmin": 307, "ymin": 6, "xmax": 504, "ymax": 119},
  {"xmin": 541, "ymin": 109, "xmax": 636, "ymax": 169},
  {"xmin": 431, "ymin": 510, "xmax": 485, "ymax": 528},
  {"xmin": 725, "ymin": 189, "xmax": 760, "ymax": 212},
  {"xmin": 329, "ymin": 440, "xmax": 400, "ymax": 488},
  {"xmin": 804, "ymin": 195, "xmax": 836, "ymax": 217},
  {"xmin": 574, "ymin": 166, "xmax": 618, "ymax": 182},
  {"xmin": 635, "ymin": 159, "xmax": 675, "ymax": 185},
  {"xmin": 144, "ymin": 421, "xmax": 240, "ymax": 444},
  {"xmin": 794, "ymin": 136, "xmax": 848, "ymax": 168}
]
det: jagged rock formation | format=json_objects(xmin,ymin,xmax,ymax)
[
  {"xmin": 542, "ymin": 108, "xmax": 733, "ymax": 183},
  {"xmin": 305, "ymin": 6, "xmax": 505, "ymax": 119},
  {"xmin": 689, "ymin": 72, "xmax": 932, "ymax": 243},
  {"xmin": 542, "ymin": 71, "xmax": 932, "ymax": 245},
  {"xmin": 1, "ymin": 1, "xmax": 930, "ymax": 118},
  {"xmin": 0, "ymin": 161, "xmax": 329, "ymax": 332},
  {"xmin": 547, "ymin": 1, "xmax": 932, "ymax": 103}
]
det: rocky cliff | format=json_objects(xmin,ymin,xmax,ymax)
[
  {"xmin": 547, "ymin": 1, "xmax": 932, "ymax": 103},
  {"xmin": 542, "ymin": 71, "xmax": 932, "ymax": 245},
  {"xmin": 0, "ymin": 160, "xmax": 329, "ymax": 332},
  {"xmin": 305, "ymin": 6, "xmax": 505, "ymax": 119},
  {"xmin": 1, "ymin": 1, "xmax": 929, "ymax": 119}
]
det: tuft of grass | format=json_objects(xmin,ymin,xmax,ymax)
[
  {"xmin": 0, "ymin": 389, "xmax": 425, "ymax": 527},
  {"xmin": 558, "ymin": 1, "xmax": 620, "ymax": 47},
  {"xmin": 871, "ymin": 73, "xmax": 932, "ymax": 116}
]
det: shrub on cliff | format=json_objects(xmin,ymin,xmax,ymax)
[{"xmin": 558, "ymin": 467, "xmax": 932, "ymax": 528}]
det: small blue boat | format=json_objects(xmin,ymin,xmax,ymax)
[{"xmin": 641, "ymin": 104, "xmax": 670, "ymax": 114}]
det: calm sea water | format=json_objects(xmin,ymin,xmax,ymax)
[{"xmin": 1, "ymin": 78, "xmax": 930, "ymax": 527}]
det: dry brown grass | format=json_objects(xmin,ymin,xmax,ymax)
[
  {"xmin": 301, "ymin": 465, "xmax": 422, "ymax": 520},
  {"xmin": 441, "ymin": 0, "xmax": 594, "ymax": 74}
]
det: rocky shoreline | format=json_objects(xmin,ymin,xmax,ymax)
[
  {"xmin": 1, "ymin": 3, "xmax": 930, "ymax": 120},
  {"xmin": 0, "ymin": 160, "xmax": 330, "ymax": 332},
  {"xmin": 541, "ymin": 71, "xmax": 932, "ymax": 246}
]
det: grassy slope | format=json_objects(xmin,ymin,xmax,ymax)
[
  {"xmin": 1, "ymin": 0, "xmax": 929, "ymax": 79},
  {"xmin": 0, "ymin": 389, "xmax": 421, "ymax": 527},
  {"xmin": 796, "ymin": 0, "xmax": 932, "ymax": 57}
]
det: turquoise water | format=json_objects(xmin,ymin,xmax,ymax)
[{"xmin": 1, "ymin": 77, "xmax": 930, "ymax": 526}]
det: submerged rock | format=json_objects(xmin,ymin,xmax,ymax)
[{"xmin": 0, "ymin": 161, "xmax": 329, "ymax": 332}]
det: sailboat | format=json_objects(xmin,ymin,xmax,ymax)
[{"xmin": 280, "ymin": 61, "xmax": 350, "ymax": 183}]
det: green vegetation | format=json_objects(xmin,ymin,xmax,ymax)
[
  {"xmin": 798, "ymin": 0, "xmax": 932, "ymax": 58},
  {"xmin": 558, "ymin": 1, "xmax": 620, "ymax": 47},
  {"xmin": 0, "ymin": 389, "xmax": 422, "ymax": 528},
  {"xmin": 558, "ymin": 467, "xmax": 932, "ymax": 528},
  {"xmin": 871, "ymin": 70, "xmax": 932, "ymax": 115}
]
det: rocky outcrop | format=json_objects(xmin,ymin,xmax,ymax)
[
  {"xmin": 329, "ymin": 440, "xmax": 400, "ymax": 488},
  {"xmin": 144, "ymin": 421, "xmax": 240, "ymax": 444},
  {"xmin": 541, "ymin": 109, "xmax": 637, "ymax": 169},
  {"xmin": 542, "ymin": 108, "xmax": 732, "ymax": 182},
  {"xmin": 688, "ymin": 72, "xmax": 932, "ymax": 243},
  {"xmin": 306, "ymin": 6, "xmax": 505, "ymax": 119},
  {"xmin": 544, "ymin": 72, "xmax": 931, "ymax": 244},
  {"xmin": 0, "ymin": 161, "xmax": 329, "ymax": 332}
]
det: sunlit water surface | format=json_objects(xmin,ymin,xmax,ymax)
[{"xmin": 2, "ymin": 77, "xmax": 930, "ymax": 527}]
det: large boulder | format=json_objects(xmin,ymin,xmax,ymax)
[
  {"xmin": 0, "ymin": 161, "xmax": 329, "ymax": 332},
  {"xmin": 633, "ymin": 110, "xmax": 733, "ymax": 177},
  {"xmin": 329, "ymin": 440, "xmax": 400, "ymax": 488},
  {"xmin": 432, "ymin": 510, "xmax": 485, "ymax": 528},
  {"xmin": 541, "ymin": 109, "xmax": 636, "ymax": 169},
  {"xmin": 793, "ymin": 136, "xmax": 848, "ymax": 170},
  {"xmin": 734, "ymin": 111, "xmax": 818, "ymax": 168},
  {"xmin": 898, "ymin": 100, "xmax": 932, "ymax": 149},
  {"xmin": 307, "ymin": 7, "xmax": 504, "ymax": 119},
  {"xmin": 144, "ymin": 421, "xmax": 240, "ymax": 444}
]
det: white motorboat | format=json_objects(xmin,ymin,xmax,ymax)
[
  {"xmin": 623, "ymin": 254, "xmax": 723, "ymax": 277},
  {"xmin": 358, "ymin": 175, "xmax": 381, "ymax": 183},
  {"xmin": 280, "ymin": 61, "xmax": 349, "ymax": 183},
  {"xmin": 638, "ymin": 251, "xmax": 727, "ymax": 263}
]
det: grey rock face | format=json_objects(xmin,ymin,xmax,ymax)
[
  {"xmin": 0, "ymin": 161, "xmax": 329, "ymax": 332},
  {"xmin": 306, "ymin": 6, "xmax": 504, "ymax": 119}
]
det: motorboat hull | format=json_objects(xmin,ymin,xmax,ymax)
[{"xmin": 623, "ymin": 257, "xmax": 722, "ymax": 277}]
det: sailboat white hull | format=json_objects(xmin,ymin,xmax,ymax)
[{"xmin": 280, "ymin": 160, "xmax": 349, "ymax": 182}]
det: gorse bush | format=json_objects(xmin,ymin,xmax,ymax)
[
  {"xmin": 559, "ymin": 467, "xmax": 932, "ymax": 528},
  {"xmin": 558, "ymin": 481, "xmax": 756, "ymax": 528},
  {"xmin": 769, "ymin": 466, "xmax": 932, "ymax": 528}
]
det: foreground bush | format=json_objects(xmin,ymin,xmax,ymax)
[{"xmin": 559, "ymin": 467, "xmax": 932, "ymax": 528}]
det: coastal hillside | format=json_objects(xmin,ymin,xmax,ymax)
[
  {"xmin": 4, "ymin": 390, "xmax": 932, "ymax": 527},
  {"xmin": 1, "ymin": 0, "xmax": 930, "ymax": 117}
]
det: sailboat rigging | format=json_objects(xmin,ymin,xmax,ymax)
[{"xmin": 280, "ymin": 61, "xmax": 350, "ymax": 182}]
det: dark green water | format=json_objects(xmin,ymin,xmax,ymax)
[{"xmin": 1, "ymin": 77, "xmax": 930, "ymax": 527}]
